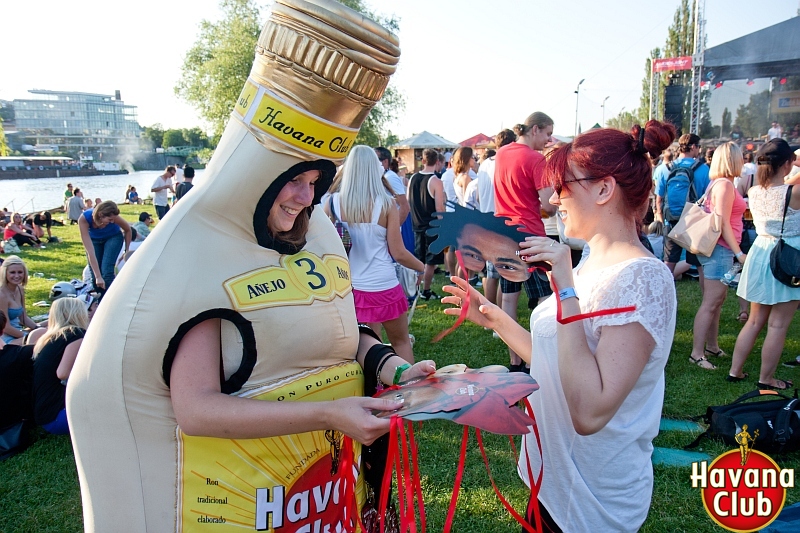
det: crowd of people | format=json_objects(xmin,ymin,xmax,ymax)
[{"xmin": 1, "ymin": 114, "xmax": 798, "ymax": 532}]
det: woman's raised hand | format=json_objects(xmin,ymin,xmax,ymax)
[
  {"xmin": 441, "ymin": 275, "xmax": 503, "ymax": 330},
  {"xmin": 519, "ymin": 236, "xmax": 573, "ymax": 290}
]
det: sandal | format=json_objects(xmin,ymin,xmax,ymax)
[
  {"xmin": 782, "ymin": 357, "xmax": 800, "ymax": 368},
  {"xmin": 689, "ymin": 355, "xmax": 717, "ymax": 370},
  {"xmin": 704, "ymin": 348, "xmax": 729, "ymax": 358},
  {"xmin": 737, "ymin": 311, "xmax": 749, "ymax": 323},
  {"xmin": 757, "ymin": 379, "xmax": 794, "ymax": 391},
  {"xmin": 726, "ymin": 373, "xmax": 748, "ymax": 382}
]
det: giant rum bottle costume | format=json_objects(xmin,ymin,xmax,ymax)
[{"xmin": 66, "ymin": 1, "xmax": 400, "ymax": 531}]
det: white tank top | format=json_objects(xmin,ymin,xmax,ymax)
[{"xmin": 332, "ymin": 193, "xmax": 398, "ymax": 292}]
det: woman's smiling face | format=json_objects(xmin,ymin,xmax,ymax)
[
  {"xmin": 268, "ymin": 170, "xmax": 319, "ymax": 234},
  {"xmin": 456, "ymin": 223, "xmax": 529, "ymax": 282},
  {"xmin": 6, "ymin": 264, "xmax": 25, "ymax": 286}
]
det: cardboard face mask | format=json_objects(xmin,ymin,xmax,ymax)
[
  {"xmin": 66, "ymin": 1, "xmax": 400, "ymax": 531},
  {"xmin": 426, "ymin": 202, "xmax": 551, "ymax": 280}
]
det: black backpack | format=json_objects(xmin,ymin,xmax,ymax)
[
  {"xmin": 663, "ymin": 159, "xmax": 704, "ymax": 223},
  {"xmin": 686, "ymin": 389, "xmax": 800, "ymax": 454}
]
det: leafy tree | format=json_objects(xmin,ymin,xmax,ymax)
[
  {"xmin": 638, "ymin": 48, "xmax": 661, "ymax": 124},
  {"xmin": 176, "ymin": 0, "xmax": 262, "ymax": 137},
  {"xmin": 176, "ymin": 0, "xmax": 404, "ymax": 144},
  {"xmin": 662, "ymin": 0, "xmax": 695, "ymax": 132},
  {"xmin": 637, "ymin": 0, "xmax": 704, "ymax": 131},
  {"xmin": 193, "ymin": 147, "xmax": 216, "ymax": 165},
  {"xmin": 698, "ymin": 91, "xmax": 714, "ymax": 139},
  {"xmin": 183, "ymin": 127, "xmax": 209, "ymax": 148},
  {"xmin": 383, "ymin": 130, "xmax": 399, "ymax": 148},
  {"xmin": 735, "ymin": 91, "xmax": 771, "ymax": 138},
  {"xmin": 606, "ymin": 110, "xmax": 639, "ymax": 132},
  {"xmin": 0, "ymin": 117, "xmax": 8, "ymax": 157},
  {"xmin": 163, "ymin": 129, "xmax": 186, "ymax": 148},
  {"xmin": 142, "ymin": 124, "xmax": 166, "ymax": 149},
  {"xmin": 355, "ymin": 85, "xmax": 405, "ymax": 147},
  {"xmin": 721, "ymin": 108, "xmax": 732, "ymax": 135}
]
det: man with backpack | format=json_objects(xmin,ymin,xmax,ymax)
[{"xmin": 654, "ymin": 133, "xmax": 711, "ymax": 275}]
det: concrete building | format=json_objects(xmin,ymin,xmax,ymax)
[{"xmin": 7, "ymin": 89, "xmax": 141, "ymax": 162}]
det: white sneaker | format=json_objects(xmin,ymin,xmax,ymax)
[{"xmin": 492, "ymin": 331, "xmax": 501, "ymax": 339}]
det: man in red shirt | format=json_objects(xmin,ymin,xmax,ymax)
[{"xmin": 493, "ymin": 111, "xmax": 556, "ymax": 371}]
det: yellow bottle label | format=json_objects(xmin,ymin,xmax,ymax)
[
  {"xmin": 177, "ymin": 362, "xmax": 365, "ymax": 532},
  {"xmin": 234, "ymin": 80, "xmax": 359, "ymax": 159},
  {"xmin": 224, "ymin": 252, "xmax": 352, "ymax": 312}
]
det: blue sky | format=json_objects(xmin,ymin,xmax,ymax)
[{"xmin": 2, "ymin": 0, "xmax": 797, "ymax": 140}]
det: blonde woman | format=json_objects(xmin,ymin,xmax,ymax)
[
  {"xmin": 689, "ymin": 142, "xmax": 748, "ymax": 370},
  {"xmin": 4, "ymin": 212, "xmax": 43, "ymax": 248},
  {"xmin": 0, "ymin": 256, "xmax": 38, "ymax": 344},
  {"xmin": 33, "ymin": 297, "xmax": 89, "ymax": 434},
  {"xmin": 324, "ymin": 145, "xmax": 425, "ymax": 363}
]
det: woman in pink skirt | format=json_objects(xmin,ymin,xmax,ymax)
[{"xmin": 325, "ymin": 145, "xmax": 425, "ymax": 363}]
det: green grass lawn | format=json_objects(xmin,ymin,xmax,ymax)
[{"xmin": 2, "ymin": 205, "xmax": 799, "ymax": 532}]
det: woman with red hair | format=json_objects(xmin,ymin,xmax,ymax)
[{"xmin": 443, "ymin": 121, "xmax": 677, "ymax": 532}]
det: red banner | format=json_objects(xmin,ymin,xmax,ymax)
[{"xmin": 652, "ymin": 56, "xmax": 693, "ymax": 73}]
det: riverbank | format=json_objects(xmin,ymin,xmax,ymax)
[
  {"xmin": 0, "ymin": 168, "xmax": 205, "ymax": 213},
  {"xmin": 0, "ymin": 169, "xmax": 129, "ymax": 181}
]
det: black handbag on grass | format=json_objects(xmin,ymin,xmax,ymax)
[
  {"xmin": 686, "ymin": 389, "xmax": 800, "ymax": 454},
  {"xmin": 770, "ymin": 185, "xmax": 800, "ymax": 287}
]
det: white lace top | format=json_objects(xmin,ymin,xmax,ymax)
[
  {"xmin": 519, "ymin": 256, "xmax": 676, "ymax": 532},
  {"xmin": 749, "ymin": 184, "xmax": 800, "ymax": 238}
]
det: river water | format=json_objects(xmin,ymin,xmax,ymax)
[{"xmin": 0, "ymin": 169, "xmax": 206, "ymax": 213}]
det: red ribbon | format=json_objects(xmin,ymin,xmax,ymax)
[
  {"xmin": 443, "ymin": 425, "xmax": 470, "ymax": 532},
  {"xmin": 432, "ymin": 251, "xmax": 470, "ymax": 342},
  {"xmin": 340, "ymin": 435, "xmax": 369, "ymax": 533},
  {"xmin": 378, "ymin": 416, "xmax": 426, "ymax": 533},
  {"xmin": 549, "ymin": 276, "xmax": 636, "ymax": 324}
]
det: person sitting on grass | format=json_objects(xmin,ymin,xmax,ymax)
[
  {"xmin": 131, "ymin": 212, "xmax": 154, "ymax": 242},
  {"xmin": 32, "ymin": 297, "xmax": 90, "ymax": 435},
  {"xmin": 127, "ymin": 186, "xmax": 142, "ymax": 205},
  {"xmin": 4, "ymin": 213, "xmax": 44, "ymax": 249},
  {"xmin": 0, "ymin": 309, "xmax": 35, "ymax": 436},
  {"xmin": 1, "ymin": 256, "xmax": 40, "ymax": 345},
  {"xmin": 26, "ymin": 211, "xmax": 55, "ymax": 242}
]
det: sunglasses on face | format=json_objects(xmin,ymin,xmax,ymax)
[{"xmin": 553, "ymin": 176, "xmax": 602, "ymax": 197}]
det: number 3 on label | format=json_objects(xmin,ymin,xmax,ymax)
[{"xmin": 294, "ymin": 257, "xmax": 327, "ymax": 290}]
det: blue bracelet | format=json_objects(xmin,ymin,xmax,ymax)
[{"xmin": 558, "ymin": 287, "xmax": 579, "ymax": 301}]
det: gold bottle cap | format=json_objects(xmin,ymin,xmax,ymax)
[{"xmin": 233, "ymin": 0, "xmax": 400, "ymax": 161}]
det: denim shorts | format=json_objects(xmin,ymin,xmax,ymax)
[{"xmin": 697, "ymin": 243, "xmax": 734, "ymax": 280}]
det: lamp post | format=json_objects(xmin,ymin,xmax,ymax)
[
  {"xmin": 574, "ymin": 78, "xmax": 585, "ymax": 137},
  {"xmin": 601, "ymin": 96, "xmax": 610, "ymax": 126}
]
